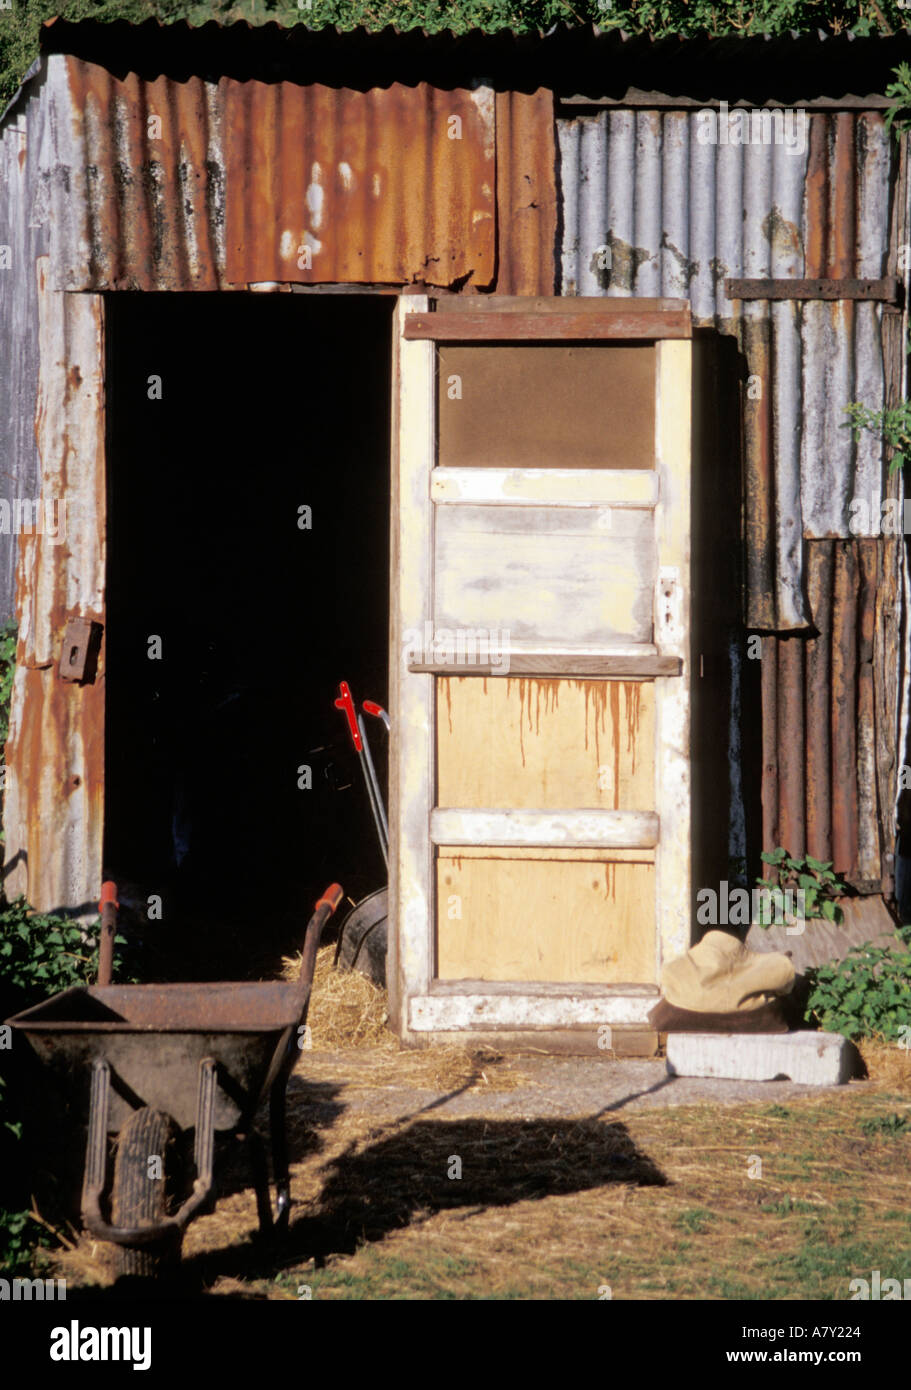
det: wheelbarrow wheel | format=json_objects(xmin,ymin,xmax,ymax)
[{"xmin": 111, "ymin": 1106, "xmax": 184, "ymax": 1281}]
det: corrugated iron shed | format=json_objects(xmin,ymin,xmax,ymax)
[{"xmin": 0, "ymin": 17, "xmax": 908, "ymax": 911}]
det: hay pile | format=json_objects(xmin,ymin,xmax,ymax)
[
  {"xmin": 282, "ymin": 942, "xmax": 527, "ymax": 1092},
  {"xmin": 284, "ymin": 941, "xmax": 392, "ymax": 1050},
  {"xmin": 857, "ymin": 1037, "xmax": 911, "ymax": 1093}
]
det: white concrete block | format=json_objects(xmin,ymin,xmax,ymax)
[{"xmin": 665, "ymin": 1031, "xmax": 853, "ymax": 1086}]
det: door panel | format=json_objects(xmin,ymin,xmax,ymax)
[
  {"xmin": 436, "ymin": 677, "xmax": 654, "ymax": 811},
  {"xmin": 436, "ymin": 855, "xmax": 656, "ymax": 982},
  {"xmin": 433, "ymin": 505, "xmax": 656, "ymax": 644},
  {"xmin": 438, "ymin": 344, "xmax": 656, "ymax": 469}
]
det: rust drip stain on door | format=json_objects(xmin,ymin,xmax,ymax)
[
  {"xmin": 510, "ymin": 677, "xmax": 560, "ymax": 768},
  {"xmin": 442, "ymin": 677, "xmax": 454, "ymax": 736},
  {"xmin": 609, "ymin": 682, "xmax": 621, "ymax": 810},
  {"xmin": 581, "ymin": 679, "xmax": 610, "ymax": 769},
  {"xmin": 625, "ymin": 681, "xmax": 642, "ymax": 777}
]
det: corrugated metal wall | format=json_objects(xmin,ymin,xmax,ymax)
[
  {"xmin": 558, "ymin": 107, "xmax": 901, "ymax": 887},
  {"xmin": 0, "ymin": 84, "xmax": 48, "ymax": 622},
  {"xmin": 0, "ymin": 50, "xmax": 556, "ymax": 911},
  {"xmin": 494, "ymin": 90, "xmax": 557, "ymax": 296},
  {"xmin": 3, "ymin": 272, "xmax": 106, "ymax": 914}
]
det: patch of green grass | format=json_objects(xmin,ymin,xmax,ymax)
[
  {"xmin": 674, "ymin": 1207, "xmax": 715, "ymax": 1234},
  {"xmin": 760, "ymin": 1197, "xmax": 824, "ymax": 1216},
  {"xmin": 859, "ymin": 1112, "xmax": 910, "ymax": 1137}
]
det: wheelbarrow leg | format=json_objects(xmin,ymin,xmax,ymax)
[
  {"xmin": 270, "ymin": 1076, "xmax": 291, "ymax": 1234},
  {"xmin": 81, "ymin": 1059, "xmax": 111, "ymax": 1234},
  {"xmin": 245, "ymin": 1130, "xmax": 274, "ymax": 1236}
]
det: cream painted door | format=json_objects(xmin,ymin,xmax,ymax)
[{"xmin": 390, "ymin": 295, "xmax": 692, "ymax": 1038}]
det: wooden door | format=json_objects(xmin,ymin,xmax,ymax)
[{"xmin": 390, "ymin": 296, "xmax": 692, "ymax": 1039}]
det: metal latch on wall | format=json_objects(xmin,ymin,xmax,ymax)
[
  {"xmin": 59, "ymin": 617, "xmax": 102, "ymax": 684},
  {"xmin": 655, "ymin": 567, "xmax": 683, "ymax": 651},
  {"xmin": 724, "ymin": 276, "xmax": 901, "ymax": 305}
]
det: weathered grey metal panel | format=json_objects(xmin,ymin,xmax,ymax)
[
  {"xmin": 0, "ymin": 85, "xmax": 49, "ymax": 623},
  {"xmin": 558, "ymin": 108, "xmax": 892, "ymax": 613}
]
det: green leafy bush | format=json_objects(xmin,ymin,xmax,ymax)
[
  {"xmin": 0, "ymin": 900, "xmax": 112, "ymax": 1000},
  {"xmin": 885, "ymin": 59, "xmax": 911, "ymax": 137},
  {"xmin": 755, "ymin": 847, "xmax": 846, "ymax": 926},
  {"xmin": 2, "ymin": 1, "xmax": 909, "ymax": 110},
  {"xmin": 844, "ymin": 399, "xmax": 911, "ymax": 477},
  {"xmin": 804, "ymin": 931, "xmax": 911, "ymax": 1043}
]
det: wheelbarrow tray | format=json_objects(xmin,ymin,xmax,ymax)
[{"xmin": 8, "ymin": 981, "xmax": 305, "ymax": 1134}]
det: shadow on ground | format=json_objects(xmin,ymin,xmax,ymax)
[
  {"xmin": 170, "ymin": 1109, "xmax": 668, "ymax": 1293},
  {"xmin": 47, "ymin": 1069, "xmax": 670, "ymax": 1298}
]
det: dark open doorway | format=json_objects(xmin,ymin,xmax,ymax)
[{"xmin": 104, "ymin": 292, "xmax": 393, "ymax": 978}]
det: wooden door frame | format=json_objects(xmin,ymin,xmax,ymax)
[{"xmin": 389, "ymin": 296, "xmax": 693, "ymax": 1042}]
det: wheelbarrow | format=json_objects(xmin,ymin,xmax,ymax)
[{"xmin": 5, "ymin": 880, "xmax": 344, "ymax": 1278}]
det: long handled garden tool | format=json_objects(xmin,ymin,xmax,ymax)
[
  {"xmin": 334, "ymin": 681, "xmax": 388, "ymax": 871},
  {"xmin": 333, "ymin": 682, "xmax": 390, "ymax": 984}
]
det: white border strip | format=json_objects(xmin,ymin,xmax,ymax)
[{"xmin": 431, "ymin": 808, "xmax": 659, "ymax": 848}]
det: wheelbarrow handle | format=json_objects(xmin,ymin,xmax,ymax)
[{"xmin": 296, "ymin": 883, "xmax": 344, "ymax": 1005}]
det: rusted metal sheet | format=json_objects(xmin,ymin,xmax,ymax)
[
  {"xmin": 726, "ymin": 276, "xmax": 898, "ymax": 300},
  {"xmin": 40, "ymin": 60, "xmax": 497, "ymax": 292},
  {"xmin": 3, "ymin": 273, "xmax": 105, "ymax": 914},
  {"xmin": 493, "ymin": 90, "xmax": 556, "ymax": 297},
  {"xmin": 223, "ymin": 81, "xmax": 495, "ymax": 288},
  {"xmin": 760, "ymin": 539, "xmax": 881, "ymax": 885},
  {"xmin": 42, "ymin": 56, "xmax": 226, "ymax": 291}
]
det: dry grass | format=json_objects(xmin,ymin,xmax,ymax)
[
  {"xmin": 272, "ymin": 1086, "xmax": 911, "ymax": 1300},
  {"xmin": 47, "ymin": 1074, "xmax": 911, "ymax": 1300},
  {"xmin": 283, "ymin": 943, "xmax": 527, "ymax": 1093},
  {"xmin": 42, "ymin": 949, "xmax": 911, "ymax": 1299}
]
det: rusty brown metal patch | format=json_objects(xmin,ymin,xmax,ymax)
[{"xmin": 223, "ymin": 82, "xmax": 495, "ymax": 288}]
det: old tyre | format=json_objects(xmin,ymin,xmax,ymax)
[{"xmin": 111, "ymin": 1106, "xmax": 184, "ymax": 1281}]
